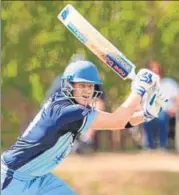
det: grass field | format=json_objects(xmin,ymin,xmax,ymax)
[{"xmin": 53, "ymin": 151, "xmax": 179, "ymax": 195}]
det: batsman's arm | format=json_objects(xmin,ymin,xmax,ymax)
[
  {"xmin": 91, "ymin": 93, "xmax": 165, "ymax": 131},
  {"xmin": 128, "ymin": 111, "xmax": 144, "ymax": 126},
  {"xmin": 91, "ymin": 92, "xmax": 142, "ymax": 130},
  {"xmin": 91, "ymin": 69, "xmax": 160, "ymax": 130}
]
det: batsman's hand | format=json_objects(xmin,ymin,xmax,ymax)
[
  {"xmin": 143, "ymin": 88, "xmax": 168, "ymax": 122},
  {"xmin": 131, "ymin": 69, "xmax": 160, "ymax": 97}
]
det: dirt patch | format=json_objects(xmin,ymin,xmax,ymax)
[
  {"xmin": 54, "ymin": 151, "xmax": 179, "ymax": 195},
  {"xmin": 55, "ymin": 151, "xmax": 179, "ymax": 172}
]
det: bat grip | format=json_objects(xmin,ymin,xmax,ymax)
[{"xmin": 127, "ymin": 70, "xmax": 136, "ymax": 81}]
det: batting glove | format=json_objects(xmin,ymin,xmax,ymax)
[
  {"xmin": 131, "ymin": 69, "xmax": 160, "ymax": 97},
  {"xmin": 143, "ymin": 88, "xmax": 168, "ymax": 122}
]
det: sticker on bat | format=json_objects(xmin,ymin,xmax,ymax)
[
  {"xmin": 60, "ymin": 7, "xmax": 70, "ymax": 20},
  {"xmin": 106, "ymin": 54, "xmax": 129, "ymax": 78},
  {"xmin": 87, "ymin": 42, "xmax": 128, "ymax": 78},
  {"xmin": 111, "ymin": 54, "xmax": 133, "ymax": 72},
  {"xmin": 67, "ymin": 22, "xmax": 87, "ymax": 44}
]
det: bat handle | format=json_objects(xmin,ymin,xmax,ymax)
[{"xmin": 127, "ymin": 69, "xmax": 136, "ymax": 81}]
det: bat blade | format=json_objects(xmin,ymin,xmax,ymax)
[{"xmin": 57, "ymin": 4, "xmax": 136, "ymax": 80}]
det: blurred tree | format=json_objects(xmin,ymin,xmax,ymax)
[{"xmin": 1, "ymin": 1, "xmax": 179, "ymax": 149}]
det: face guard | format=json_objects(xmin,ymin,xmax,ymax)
[
  {"xmin": 61, "ymin": 80, "xmax": 103, "ymax": 108},
  {"xmin": 61, "ymin": 60, "xmax": 103, "ymax": 108}
]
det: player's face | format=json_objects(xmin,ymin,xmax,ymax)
[{"xmin": 72, "ymin": 82, "xmax": 95, "ymax": 106}]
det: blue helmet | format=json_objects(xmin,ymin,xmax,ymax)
[
  {"xmin": 61, "ymin": 60, "xmax": 102, "ymax": 84},
  {"xmin": 61, "ymin": 60, "xmax": 103, "ymax": 102}
]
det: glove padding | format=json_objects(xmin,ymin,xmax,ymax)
[
  {"xmin": 143, "ymin": 88, "xmax": 168, "ymax": 122},
  {"xmin": 131, "ymin": 69, "xmax": 160, "ymax": 97}
]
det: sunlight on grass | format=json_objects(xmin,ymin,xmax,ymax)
[{"xmin": 54, "ymin": 169, "xmax": 179, "ymax": 195}]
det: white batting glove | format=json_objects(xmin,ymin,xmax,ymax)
[
  {"xmin": 143, "ymin": 88, "xmax": 168, "ymax": 122},
  {"xmin": 131, "ymin": 69, "xmax": 160, "ymax": 97}
]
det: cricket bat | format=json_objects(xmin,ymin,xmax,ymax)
[{"xmin": 57, "ymin": 4, "xmax": 136, "ymax": 80}]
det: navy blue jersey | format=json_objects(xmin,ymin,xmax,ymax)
[{"xmin": 2, "ymin": 92, "xmax": 97, "ymax": 176}]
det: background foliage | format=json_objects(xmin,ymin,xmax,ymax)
[{"xmin": 2, "ymin": 1, "xmax": 179, "ymax": 148}]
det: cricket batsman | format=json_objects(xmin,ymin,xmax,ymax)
[{"xmin": 1, "ymin": 60, "xmax": 168, "ymax": 195}]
